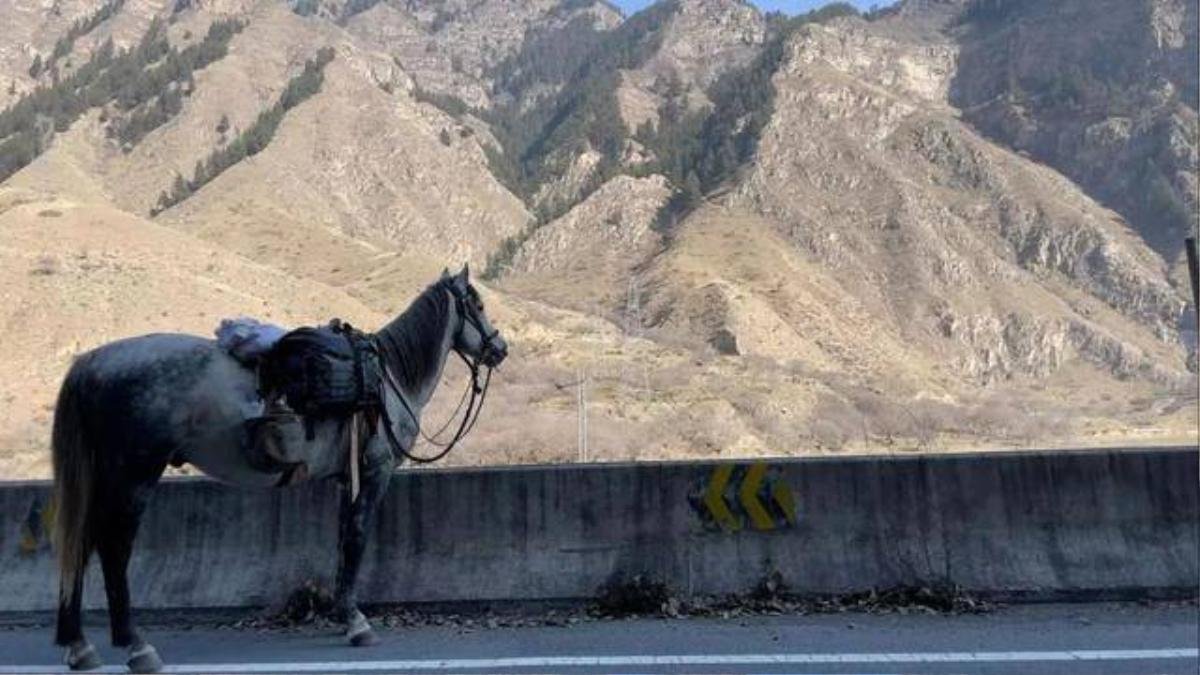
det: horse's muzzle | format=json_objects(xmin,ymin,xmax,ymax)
[{"xmin": 482, "ymin": 336, "xmax": 508, "ymax": 368}]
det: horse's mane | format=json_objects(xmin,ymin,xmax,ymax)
[{"xmin": 374, "ymin": 280, "xmax": 451, "ymax": 393}]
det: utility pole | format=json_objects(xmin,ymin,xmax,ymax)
[
  {"xmin": 1187, "ymin": 237, "xmax": 1199, "ymax": 380},
  {"xmin": 1186, "ymin": 237, "xmax": 1198, "ymax": 316},
  {"xmin": 577, "ymin": 368, "xmax": 589, "ymax": 463},
  {"xmin": 620, "ymin": 276, "xmax": 649, "ymax": 395}
]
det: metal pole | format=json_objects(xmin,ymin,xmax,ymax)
[
  {"xmin": 577, "ymin": 369, "xmax": 584, "ymax": 463},
  {"xmin": 1186, "ymin": 237, "xmax": 1199, "ymax": 316},
  {"xmin": 581, "ymin": 372, "xmax": 589, "ymax": 463},
  {"xmin": 1188, "ymin": 237, "xmax": 1199, "ymax": 491}
]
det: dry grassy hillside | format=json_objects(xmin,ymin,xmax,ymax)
[
  {"xmin": 0, "ymin": 187, "xmax": 381, "ymax": 477},
  {"xmin": 8, "ymin": 1, "xmax": 531, "ymax": 266}
]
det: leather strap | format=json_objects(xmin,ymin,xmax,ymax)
[{"xmin": 349, "ymin": 412, "xmax": 360, "ymax": 501}]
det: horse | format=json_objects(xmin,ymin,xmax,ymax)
[{"xmin": 50, "ymin": 265, "xmax": 507, "ymax": 673}]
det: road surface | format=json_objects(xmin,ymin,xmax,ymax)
[{"xmin": 0, "ymin": 602, "xmax": 1196, "ymax": 674}]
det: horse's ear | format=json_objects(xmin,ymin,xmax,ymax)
[
  {"xmin": 459, "ymin": 263, "xmax": 470, "ymax": 281},
  {"xmin": 441, "ymin": 267, "xmax": 451, "ymax": 279}
]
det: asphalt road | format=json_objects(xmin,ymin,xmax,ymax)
[{"xmin": 0, "ymin": 602, "xmax": 1196, "ymax": 674}]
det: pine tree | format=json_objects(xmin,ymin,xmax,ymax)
[
  {"xmin": 191, "ymin": 160, "xmax": 207, "ymax": 189},
  {"xmin": 170, "ymin": 173, "xmax": 191, "ymax": 202},
  {"xmin": 151, "ymin": 191, "xmax": 170, "ymax": 216},
  {"xmin": 52, "ymin": 37, "xmax": 71, "ymax": 61},
  {"xmin": 683, "ymin": 171, "xmax": 702, "ymax": 205}
]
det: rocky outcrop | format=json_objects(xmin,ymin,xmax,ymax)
[
  {"xmin": 504, "ymin": 174, "xmax": 671, "ymax": 315},
  {"xmin": 532, "ymin": 145, "xmax": 606, "ymax": 216},
  {"xmin": 517, "ymin": 174, "xmax": 671, "ymax": 271},
  {"xmin": 941, "ymin": 0, "xmax": 1199, "ymax": 265},
  {"xmin": 346, "ymin": 0, "xmax": 622, "ymax": 109},
  {"xmin": 643, "ymin": 0, "xmax": 766, "ymax": 89},
  {"xmin": 934, "ymin": 306, "xmax": 1181, "ymax": 385},
  {"xmin": 616, "ymin": 0, "xmax": 767, "ymax": 131}
]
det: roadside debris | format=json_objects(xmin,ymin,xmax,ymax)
[
  {"xmin": 595, "ymin": 574, "xmax": 672, "ymax": 617},
  {"xmin": 591, "ymin": 571, "xmax": 994, "ymax": 620},
  {"xmin": 218, "ymin": 574, "xmax": 995, "ymax": 633}
]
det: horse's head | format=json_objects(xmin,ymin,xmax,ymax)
[{"xmin": 443, "ymin": 265, "xmax": 508, "ymax": 368}]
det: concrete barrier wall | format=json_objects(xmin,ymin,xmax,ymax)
[{"xmin": 1, "ymin": 447, "xmax": 1196, "ymax": 612}]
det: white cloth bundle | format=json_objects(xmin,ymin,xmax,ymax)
[{"xmin": 215, "ymin": 317, "xmax": 287, "ymax": 363}]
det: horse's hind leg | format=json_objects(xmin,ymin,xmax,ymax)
[
  {"xmin": 57, "ymin": 560, "xmax": 102, "ymax": 671},
  {"xmin": 96, "ymin": 482, "xmax": 163, "ymax": 674}
]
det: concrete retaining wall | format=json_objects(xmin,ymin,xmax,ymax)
[{"xmin": 1, "ymin": 447, "xmax": 1196, "ymax": 612}]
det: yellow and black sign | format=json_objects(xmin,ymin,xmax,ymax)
[
  {"xmin": 693, "ymin": 463, "xmax": 797, "ymax": 532},
  {"xmin": 18, "ymin": 496, "xmax": 54, "ymax": 555}
]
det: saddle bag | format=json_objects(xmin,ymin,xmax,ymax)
[{"xmin": 258, "ymin": 320, "xmax": 383, "ymax": 437}]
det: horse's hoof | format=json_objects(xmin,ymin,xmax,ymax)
[
  {"xmin": 346, "ymin": 610, "xmax": 379, "ymax": 647},
  {"xmin": 350, "ymin": 628, "xmax": 380, "ymax": 647},
  {"xmin": 127, "ymin": 643, "xmax": 163, "ymax": 674},
  {"xmin": 65, "ymin": 641, "xmax": 102, "ymax": 671}
]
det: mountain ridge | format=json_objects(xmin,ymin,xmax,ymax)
[{"xmin": 0, "ymin": 0, "xmax": 1195, "ymax": 477}]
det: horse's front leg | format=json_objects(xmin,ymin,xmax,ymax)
[{"xmin": 334, "ymin": 444, "xmax": 394, "ymax": 647}]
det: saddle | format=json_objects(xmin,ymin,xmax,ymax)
[
  {"xmin": 237, "ymin": 319, "xmax": 384, "ymax": 487},
  {"xmin": 257, "ymin": 319, "xmax": 383, "ymax": 434}
]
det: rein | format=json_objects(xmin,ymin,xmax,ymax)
[
  {"xmin": 379, "ymin": 354, "xmax": 491, "ymax": 464},
  {"xmin": 373, "ymin": 282, "xmax": 497, "ymax": 464}
]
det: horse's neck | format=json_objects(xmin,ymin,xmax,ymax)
[
  {"xmin": 384, "ymin": 293, "xmax": 458, "ymax": 414},
  {"xmin": 409, "ymin": 323, "xmax": 454, "ymax": 411}
]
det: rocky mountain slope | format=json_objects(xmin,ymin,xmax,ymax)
[
  {"xmin": 948, "ymin": 0, "xmax": 1199, "ymax": 272},
  {"xmin": 729, "ymin": 16, "xmax": 1184, "ymax": 385},
  {"xmin": 5, "ymin": 1, "xmax": 530, "ymax": 266},
  {"xmin": 492, "ymin": 0, "xmax": 1195, "ymax": 452},
  {"xmin": 0, "ymin": 0, "xmax": 1195, "ymax": 478},
  {"xmin": 345, "ymin": 0, "xmax": 623, "ymax": 109}
]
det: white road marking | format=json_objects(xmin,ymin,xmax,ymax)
[{"xmin": 1, "ymin": 649, "xmax": 1196, "ymax": 673}]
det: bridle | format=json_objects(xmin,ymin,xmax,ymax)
[{"xmin": 376, "ymin": 280, "xmax": 498, "ymax": 464}]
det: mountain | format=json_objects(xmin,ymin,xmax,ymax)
[{"xmin": 0, "ymin": 0, "xmax": 1195, "ymax": 478}]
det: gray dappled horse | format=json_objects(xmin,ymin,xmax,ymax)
[{"xmin": 51, "ymin": 267, "xmax": 507, "ymax": 673}]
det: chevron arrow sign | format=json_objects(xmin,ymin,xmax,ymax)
[{"xmin": 692, "ymin": 463, "xmax": 798, "ymax": 532}]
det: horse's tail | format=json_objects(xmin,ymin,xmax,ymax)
[{"xmin": 51, "ymin": 357, "xmax": 95, "ymax": 606}]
